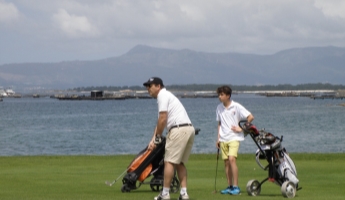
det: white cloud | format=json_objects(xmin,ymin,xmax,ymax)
[
  {"xmin": 314, "ymin": 0, "xmax": 345, "ymax": 19},
  {"xmin": 179, "ymin": 4, "xmax": 205, "ymax": 21},
  {"xmin": 0, "ymin": 1, "xmax": 19, "ymax": 23},
  {"xmin": 1, "ymin": 0, "xmax": 345, "ymax": 64},
  {"xmin": 52, "ymin": 8, "xmax": 99, "ymax": 38}
]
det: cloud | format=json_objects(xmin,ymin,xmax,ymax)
[
  {"xmin": 0, "ymin": 1, "xmax": 19, "ymax": 23},
  {"xmin": 52, "ymin": 8, "xmax": 99, "ymax": 38},
  {"xmin": 1, "ymin": 0, "xmax": 345, "ymax": 65},
  {"xmin": 314, "ymin": 0, "xmax": 345, "ymax": 19}
]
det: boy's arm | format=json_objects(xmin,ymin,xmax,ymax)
[
  {"xmin": 247, "ymin": 114, "xmax": 254, "ymax": 123},
  {"xmin": 231, "ymin": 114, "xmax": 255, "ymax": 133}
]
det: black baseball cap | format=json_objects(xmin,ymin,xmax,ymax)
[{"xmin": 143, "ymin": 77, "xmax": 164, "ymax": 87}]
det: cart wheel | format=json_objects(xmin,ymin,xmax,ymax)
[
  {"xmin": 281, "ymin": 181, "xmax": 296, "ymax": 198},
  {"xmin": 150, "ymin": 177, "xmax": 163, "ymax": 192},
  {"xmin": 246, "ymin": 179, "xmax": 261, "ymax": 196},
  {"xmin": 121, "ymin": 184, "xmax": 131, "ymax": 193},
  {"xmin": 170, "ymin": 177, "xmax": 180, "ymax": 193}
]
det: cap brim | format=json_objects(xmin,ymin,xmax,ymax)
[{"xmin": 143, "ymin": 82, "xmax": 151, "ymax": 86}]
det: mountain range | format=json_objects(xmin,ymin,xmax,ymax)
[{"xmin": 0, "ymin": 45, "xmax": 344, "ymax": 90}]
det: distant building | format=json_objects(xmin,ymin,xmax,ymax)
[{"xmin": 91, "ymin": 90, "xmax": 103, "ymax": 98}]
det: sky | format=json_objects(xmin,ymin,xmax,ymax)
[{"xmin": 1, "ymin": 0, "xmax": 345, "ymax": 65}]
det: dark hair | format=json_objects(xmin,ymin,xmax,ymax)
[{"xmin": 216, "ymin": 85, "xmax": 232, "ymax": 97}]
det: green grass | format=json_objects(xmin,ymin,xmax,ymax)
[{"xmin": 1, "ymin": 153, "xmax": 344, "ymax": 199}]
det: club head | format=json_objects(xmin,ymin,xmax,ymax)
[{"xmin": 105, "ymin": 180, "xmax": 115, "ymax": 186}]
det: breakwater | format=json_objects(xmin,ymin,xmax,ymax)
[
  {"xmin": 248, "ymin": 90, "xmax": 345, "ymax": 100},
  {"xmin": 3, "ymin": 89, "xmax": 345, "ymax": 100}
]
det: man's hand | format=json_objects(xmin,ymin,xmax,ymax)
[{"xmin": 148, "ymin": 140, "xmax": 155, "ymax": 150}]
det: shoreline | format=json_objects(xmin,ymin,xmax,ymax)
[
  {"xmin": 2, "ymin": 89, "xmax": 345, "ymax": 100},
  {"xmin": 1, "ymin": 152, "xmax": 343, "ymax": 158}
]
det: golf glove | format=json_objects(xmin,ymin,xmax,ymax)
[{"xmin": 154, "ymin": 135, "xmax": 162, "ymax": 145}]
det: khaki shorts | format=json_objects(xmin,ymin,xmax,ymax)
[
  {"xmin": 220, "ymin": 140, "xmax": 240, "ymax": 160},
  {"xmin": 164, "ymin": 126, "xmax": 195, "ymax": 164}
]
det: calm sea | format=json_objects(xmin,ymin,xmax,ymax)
[{"xmin": 0, "ymin": 94, "xmax": 344, "ymax": 156}]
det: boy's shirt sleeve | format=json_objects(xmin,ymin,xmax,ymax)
[{"xmin": 237, "ymin": 104, "xmax": 251, "ymax": 119}]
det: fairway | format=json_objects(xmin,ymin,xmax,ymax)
[{"xmin": 0, "ymin": 153, "xmax": 344, "ymax": 200}]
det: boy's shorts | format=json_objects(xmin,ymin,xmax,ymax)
[
  {"xmin": 220, "ymin": 140, "xmax": 240, "ymax": 160},
  {"xmin": 164, "ymin": 126, "xmax": 195, "ymax": 164}
]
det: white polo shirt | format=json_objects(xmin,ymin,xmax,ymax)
[
  {"xmin": 157, "ymin": 88, "xmax": 191, "ymax": 130},
  {"xmin": 216, "ymin": 100, "xmax": 251, "ymax": 142}
]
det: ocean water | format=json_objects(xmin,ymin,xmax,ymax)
[{"xmin": 0, "ymin": 94, "xmax": 344, "ymax": 156}]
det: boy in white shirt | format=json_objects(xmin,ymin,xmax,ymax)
[{"xmin": 216, "ymin": 85, "xmax": 254, "ymax": 195}]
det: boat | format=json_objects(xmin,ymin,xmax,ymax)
[
  {"xmin": 0, "ymin": 87, "xmax": 21, "ymax": 98},
  {"xmin": 4, "ymin": 88, "xmax": 21, "ymax": 98},
  {"xmin": 0, "ymin": 88, "xmax": 7, "ymax": 97},
  {"xmin": 5, "ymin": 88, "xmax": 15, "ymax": 96}
]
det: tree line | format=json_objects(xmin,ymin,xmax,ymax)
[{"xmin": 71, "ymin": 83, "xmax": 345, "ymax": 92}]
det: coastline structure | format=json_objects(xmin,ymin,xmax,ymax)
[
  {"xmin": 51, "ymin": 89, "xmax": 345, "ymax": 100},
  {"xmin": 3, "ymin": 89, "xmax": 344, "ymax": 100}
]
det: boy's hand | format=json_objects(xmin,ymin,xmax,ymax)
[
  {"xmin": 216, "ymin": 141, "xmax": 220, "ymax": 149},
  {"xmin": 231, "ymin": 125, "xmax": 243, "ymax": 133}
]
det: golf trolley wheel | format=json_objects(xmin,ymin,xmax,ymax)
[
  {"xmin": 246, "ymin": 179, "xmax": 261, "ymax": 196},
  {"xmin": 281, "ymin": 181, "xmax": 296, "ymax": 198},
  {"xmin": 150, "ymin": 177, "xmax": 163, "ymax": 192},
  {"xmin": 121, "ymin": 184, "xmax": 131, "ymax": 193},
  {"xmin": 170, "ymin": 177, "xmax": 180, "ymax": 193}
]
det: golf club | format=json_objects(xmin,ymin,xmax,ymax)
[
  {"xmin": 105, "ymin": 168, "xmax": 129, "ymax": 186},
  {"xmin": 213, "ymin": 148, "xmax": 220, "ymax": 193}
]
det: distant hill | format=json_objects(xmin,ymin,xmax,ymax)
[{"xmin": 0, "ymin": 45, "xmax": 344, "ymax": 90}]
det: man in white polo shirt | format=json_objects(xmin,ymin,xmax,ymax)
[{"xmin": 143, "ymin": 77, "xmax": 195, "ymax": 200}]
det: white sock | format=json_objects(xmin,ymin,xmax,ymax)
[
  {"xmin": 180, "ymin": 187, "xmax": 187, "ymax": 195},
  {"xmin": 162, "ymin": 187, "xmax": 170, "ymax": 196}
]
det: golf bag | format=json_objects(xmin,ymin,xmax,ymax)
[
  {"xmin": 121, "ymin": 137, "xmax": 180, "ymax": 193},
  {"xmin": 120, "ymin": 128, "xmax": 200, "ymax": 193},
  {"xmin": 239, "ymin": 120, "xmax": 301, "ymax": 198}
]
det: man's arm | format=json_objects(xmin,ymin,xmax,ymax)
[
  {"xmin": 155, "ymin": 111, "xmax": 167, "ymax": 137},
  {"xmin": 148, "ymin": 111, "xmax": 167, "ymax": 150}
]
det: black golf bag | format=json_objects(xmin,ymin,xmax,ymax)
[{"xmin": 239, "ymin": 120, "xmax": 301, "ymax": 198}]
